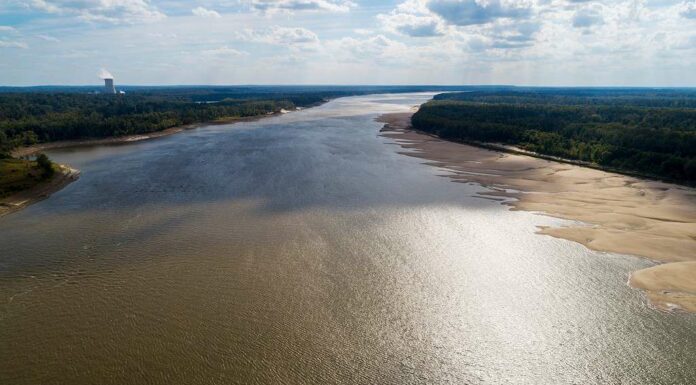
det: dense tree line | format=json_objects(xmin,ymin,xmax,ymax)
[
  {"xmin": 0, "ymin": 93, "xmax": 308, "ymax": 155},
  {"xmin": 434, "ymin": 89, "xmax": 696, "ymax": 108},
  {"xmin": 0, "ymin": 86, "xmax": 476, "ymax": 156},
  {"xmin": 413, "ymin": 91, "xmax": 696, "ymax": 183}
]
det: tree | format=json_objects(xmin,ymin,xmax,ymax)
[
  {"xmin": 685, "ymin": 159, "xmax": 696, "ymax": 180},
  {"xmin": 36, "ymin": 153, "xmax": 54, "ymax": 179},
  {"xmin": 411, "ymin": 92, "xmax": 696, "ymax": 184}
]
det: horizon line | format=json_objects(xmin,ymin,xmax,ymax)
[{"xmin": 2, "ymin": 84, "xmax": 696, "ymax": 89}]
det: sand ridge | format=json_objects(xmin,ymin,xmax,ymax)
[{"xmin": 378, "ymin": 112, "xmax": 696, "ymax": 313}]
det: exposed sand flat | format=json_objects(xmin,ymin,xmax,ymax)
[
  {"xmin": 630, "ymin": 262, "xmax": 696, "ymax": 313},
  {"xmin": 378, "ymin": 112, "xmax": 696, "ymax": 313}
]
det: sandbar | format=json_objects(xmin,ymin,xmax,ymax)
[{"xmin": 378, "ymin": 112, "xmax": 696, "ymax": 313}]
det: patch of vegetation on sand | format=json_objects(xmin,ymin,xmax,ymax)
[{"xmin": 0, "ymin": 154, "xmax": 56, "ymax": 199}]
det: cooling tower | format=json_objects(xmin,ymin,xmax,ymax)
[{"xmin": 104, "ymin": 78, "xmax": 116, "ymax": 94}]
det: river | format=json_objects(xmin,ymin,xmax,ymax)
[{"xmin": 1, "ymin": 93, "xmax": 695, "ymax": 384}]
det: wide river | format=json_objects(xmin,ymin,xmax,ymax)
[{"xmin": 1, "ymin": 94, "xmax": 695, "ymax": 384}]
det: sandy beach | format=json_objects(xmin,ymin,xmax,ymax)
[{"xmin": 378, "ymin": 112, "xmax": 696, "ymax": 313}]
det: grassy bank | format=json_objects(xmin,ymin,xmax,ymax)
[{"xmin": 0, "ymin": 156, "xmax": 58, "ymax": 199}]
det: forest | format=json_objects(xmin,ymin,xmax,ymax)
[
  {"xmin": 0, "ymin": 86, "xmax": 469, "ymax": 156},
  {"xmin": 412, "ymin": 90, "xmax": 696, "ymax": 183},
  {"xmin": 0, "ymin": 86, "xmax": 474, "ymax": 197},
  {"xmin": 0, "ymin": 90, "xmax": 324, "ymax": 155}
]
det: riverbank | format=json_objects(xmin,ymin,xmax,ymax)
[
  {"xmin": 11, "ymin": 112, "xmax": 288, "ymax": 158},
  {"xmin": 4, "ymin": 110, "xmax": 295, "ymax": 217},
  {"xmin": 0, "ymin": 163, "xmax": 79, "ymax": 218},
  {"xmin": 378, "ymin": 112, "xmax": 696, "ymax": 313}
]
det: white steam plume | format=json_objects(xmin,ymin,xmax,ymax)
[{"xmin": 98, "ymin": 68, "xmax": 114, "ymax": 79}]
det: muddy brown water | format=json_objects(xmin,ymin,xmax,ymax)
[{"xmin": 1, "ymin": 94, "xmax": 695, "ymax": 384}]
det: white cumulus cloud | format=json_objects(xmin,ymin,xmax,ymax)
[
  {"xmin": 378, "ymin": 0, "xmax": 445, "ymax": 37},
  {"xmin": 427, "ymin": 0, "xmax": 533, "ymax": 26},
  {"xmin": 236, "ymin": 27, "xmax": 321, "ymax": 46},
  {"xmin": 573, "ymin": 6, "xmax": 605, "ymax": 28},
  {"xmin": 248, "ymin": 0, "xmax": 355, "ymax": 13},
  {"xmin": 680, "ymin": 1, "xmax": 696, "ymax": 18},
  {"xmin": 192, "ymin": 6, "xmax": 221, "ymax": 18},
  {"xmin": 202, "ymin": 46, "xmax": 249, "ymax": 58},
  {"xmin": 0, "ymin": 40, "xmax": 28, "ymax": 48},
  {"xmin": 37, "ymin": 34, "xmax": 61, "ymax": 42},
  {"xmin": 26, "ymin": 0, "xmax": 166, "ymax": 24}
]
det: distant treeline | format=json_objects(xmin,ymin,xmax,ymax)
[
  {"xmin": 412, "ymin": 90, "xmax": 696, "ymax": 183},
  {"xmin": 434, "ymin": 88, "xmax": 696, "ymax": 108},
  {"xmin": 0, "ymin": 85, "xmax": 475, "ymax": 156},
  {"xmin": 0, "ymin": 94, "xmax": 295, "ymax": 155}
]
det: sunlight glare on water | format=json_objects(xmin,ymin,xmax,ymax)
[{"xmin": 1, "ymin": 94, "xmax": 695, "ymax": 385}]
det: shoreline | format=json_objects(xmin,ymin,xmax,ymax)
[
  {"xmin": 378, "ymin": 111, "xmax": 696, "ymax": 314},
  {"xmin": 0, "ymin": 164, "xmax": 80, "ymax": 218},
  {"xmin": 11, "ymin": 111, "xmax": 290, "ymax": 158},
  {"xmin": 439, "ymin": 139, "xmax": 692, "ymax": 187},
  {"xmin": 4, "ymin": 109, "xmax": 296, "ymax": 217}
]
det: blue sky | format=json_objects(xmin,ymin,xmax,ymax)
[{"xmin": 0, "ymin": 0, "xmax": 695, "ymax": 86}]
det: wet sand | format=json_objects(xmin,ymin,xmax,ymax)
[
  {"xmin": 378, "ymin": 112, "xmax": 696, "ymax": 313},
  {"xmin": 0, "ymin": 165, "xmax": 79, "ymax": 218}
]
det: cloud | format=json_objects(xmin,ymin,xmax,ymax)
[
  {"xmin": 3, "ymin": 0, "xmax": 696, "ymax": 85},
  {"xmin": 395, "ymin": 17, "xmax": 443, "ymax": 37},
  {"xmin": 0, "ymin": 26, "xmax": 18, "ymax": 32},
  {"xmin": 680, "ymin": 1, "xmax": 696, "ymax": 18},
  {"xmin": 378, "ymin": 0, "xmax": 445, "ymax": 37},
  {"xmin": 459, "ymin": 19, "xmax": 539, "ymax": 51},
  {"xmin": 573, "ymin": 7, "xmax": 604, "ymax": 28},
  {"xmin": 379, "ymin": 0, "xmax": 541, "ymax": 50},
  {"xmin": 26, "ymin": 0, "xmax": 60, "ymax": 13},
  {"xmin": 325, "ymin": 34, "xmax": 410, "ymax": 64},
  {"xmin": 192, "ymin": 7, "xmax": 221, "ymax": 18},
  {"xmin": 379, "ymin": 0, "xmax": 537, "ymax": 39},
  {"xmin": 248, "ymin": 0, "xmax": 355, "ymax": 13},
  {"xmin": 201, "ymin": 46, "xmax": 249, "ymax": 58},
  {"xmin": 491, "ymin": 21, "xmax": 539, "ymax": 47},
  {"xmin": 236, "ymin": 27, "xmax": 320, "ymax": 45},
  {"xmin": 269, "ymin": 27, "xmax": 320, "ymax": 44},
  {"xmin": 37, "ymin": 34, "xmax": 61, "ymax": 42},
  {"xmin": 0, "ymin": 40, "xmax": 28, "ymax": 48},
  {"xmin": 427, "ymin": 0, "xmax": 533, "ymax": 26},
  {"xmin": 379, "ymin": 2, "xmax": 444, "ymax": 37},
  {"xmin": 26, "ymin": 0, "xmax": 166, "ymax": 24}
]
